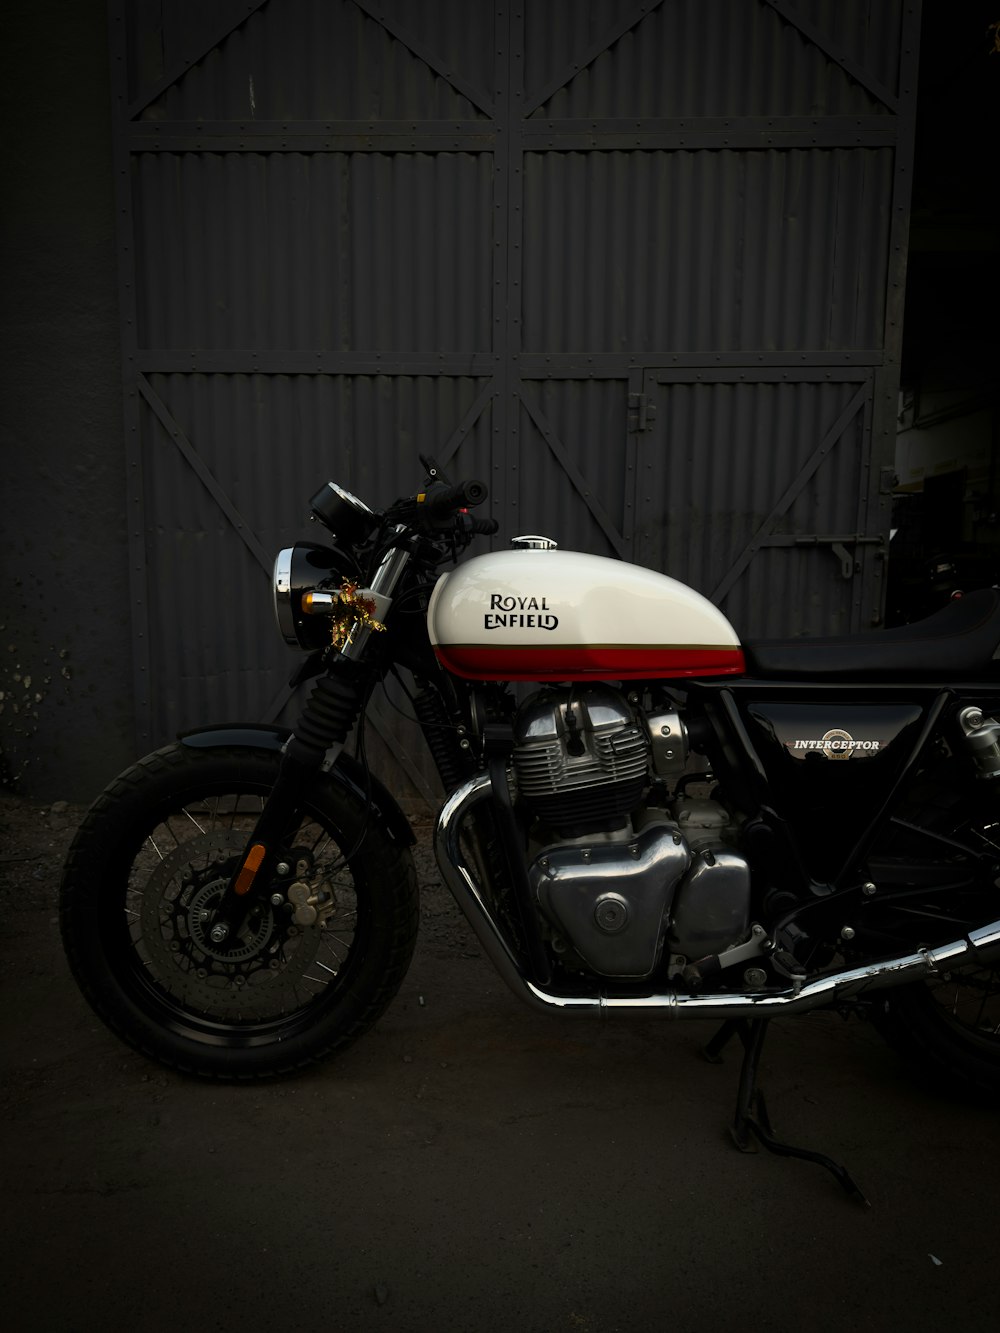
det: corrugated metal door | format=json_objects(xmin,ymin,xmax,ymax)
[
  {"xmin": 512, "ymin": 0, "xmax": 917, "ymax": 635},
  {"xmin": 636, "ymin": 370, "xmax": 884, "ymax": 636},
  {"xmin": 110, "ymin": 0, "xmax": 919, "ymax": 798},
  {"xmin": 112, "ymin": 0, "xmax": 505, "ymax": 802}
]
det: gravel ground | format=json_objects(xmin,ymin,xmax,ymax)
[{"xmin": 2, "ymin": 787, "xmax": 999, "ymax": 1333}]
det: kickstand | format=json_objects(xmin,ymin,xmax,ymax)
[{"xmin": 704, "ymin": 1017, "xmax": 870, "ymax": 1208}]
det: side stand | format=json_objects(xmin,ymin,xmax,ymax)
[{"xmin": 704, "ymin": 1017, "xmax": 870, "ymax": 1207}]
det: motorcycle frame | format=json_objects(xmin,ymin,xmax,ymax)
[
  {"xmin": 198, "ymin": 507, "xmax": 1000, "ymax": 1004},
  {"xmin": 405, "ymin": 657, "xmax": 1000, "ymax": 974},
  {"xmin": 144, "ymin": 704, "xmax": 1000, "ymax": 1026}
]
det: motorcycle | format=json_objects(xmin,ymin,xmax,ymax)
[{"xmin": 61, "ymin": 457, "xmax": 1000, "ymax": 1199}]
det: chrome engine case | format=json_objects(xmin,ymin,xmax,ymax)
[
  {"xmin": 668, "ymin": 797, "xmax": 751, "ymax": 958},
  {"xmin": 528, "ymin": 822, "xmax": 691, "ymax": 978},
  {"xmin": 511, "ymin": 685, "xmax": 752, "ymax": 978}
]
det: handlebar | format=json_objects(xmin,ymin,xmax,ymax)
[
  {"xmin": 418, "ymin": 477, "xmax": 488, "ymax": 515},
  {"xmin": 463, "ymin": 515, "xmax": 499, "ymax": 537},
  {"xmin": 308, "ymin": 455, "xmax": 495, "ymax": 551}
]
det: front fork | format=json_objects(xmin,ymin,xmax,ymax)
[{"xmin": 209, "ymin": 537, "xmax": 412, "ymax": 945}]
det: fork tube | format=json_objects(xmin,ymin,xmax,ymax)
[{"xmin": 213, "ymin": 535, "xmax": 413, "ymax": 933}]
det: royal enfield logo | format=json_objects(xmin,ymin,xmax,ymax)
[
  {"xmin": 484, "ymin": 593, "xmax": 559, "ymax": 631},
  {"xmin": 788, "ymin": 728, "xmax": 881, "ymax": 760}
]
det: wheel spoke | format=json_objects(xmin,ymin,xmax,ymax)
[
  {"xmin": 60, "ymin": 744, "xmax": 418, "ymax": 1078},
  {"xmin": 122, "ymin": 793, "xmax": 365, "ymax": 1026},
  {"xmin": 183, "ymin": 807, "xmax": 207, "ymax": 835}
]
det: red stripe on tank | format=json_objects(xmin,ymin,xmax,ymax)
[{"xmin": 434, "ymin": 644, "xmax": 745, "ymax": 681}]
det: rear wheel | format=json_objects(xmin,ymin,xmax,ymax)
[
  {"xmin": 871, "ymin": 770, "xmax": 1000, "ymax": 1097},
  {"xmin": 60, "ymin": 743, "xmax": 418, "ymax": 1078},
  {"xmin": 875, "ymin": 964, "xmax": 1000, "ymax": 1097}
]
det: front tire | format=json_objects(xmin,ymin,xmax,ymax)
[{"xmin": 60, "ymin": 743, "xmax": 419, "ymax": 1079}]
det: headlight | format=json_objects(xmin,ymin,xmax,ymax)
[{"xmin": 273, "ymin": 543, "xmax": 346, "ymax": 650}]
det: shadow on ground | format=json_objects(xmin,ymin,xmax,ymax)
[{"xmin": 1, "ymin": 792, "xmax": 998, "ymax": 1332}]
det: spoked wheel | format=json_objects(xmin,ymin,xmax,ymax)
[
  {"xmin": 875, "ymin": 962, "xmax": 1000, "ymax": 1098},
  {"xmin": 60, "ymin": 744, "xmax": 418, "ymax": 1078},
  {"xmin": 870, "ymin": 775, "xmax": 1000, "ymax": 1097}
]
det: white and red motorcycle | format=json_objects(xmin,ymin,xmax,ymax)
[{"xmin": 61, "ymin": 457, "xmax": 1000, "ymax": 1196}]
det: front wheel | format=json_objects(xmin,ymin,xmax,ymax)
[{"xmin": 60, "ymin": 743, "xmax": 419, "ymax": 1078}]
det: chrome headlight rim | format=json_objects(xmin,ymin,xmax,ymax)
[
  {"xmin": 273, "ymin": 547, "xmax": 298, "ymax": 646},
  {"xmin": 272, "ymin": 543, "xmax": 348, "ymax": 650}
]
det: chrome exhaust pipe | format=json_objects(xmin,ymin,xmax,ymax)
[{"xmin": 434, "ymin": 773, "xmax": 1000, "ymax": 1019}]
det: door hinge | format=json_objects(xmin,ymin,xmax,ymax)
[
  {"xmin": 628, "ymin": 392, "xmax": 657, "ymax": 432},
  {"xmin": 758, "ymin": 533, "xmax": 887, "ymax": 579}
]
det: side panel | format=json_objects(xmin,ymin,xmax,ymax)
[{"xmin": 707, "ymin": 683, "xmax": 943, "ymax": 885}]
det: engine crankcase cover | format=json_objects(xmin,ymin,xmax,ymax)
[
  {"xmin": 530, "ymin": 822, "xmax": 691, "ymax": 978},
  {"xmin": 669, "ymin": 847, "xmax": 751, "ymax": 959}
]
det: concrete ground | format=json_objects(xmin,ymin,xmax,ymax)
[{"xmin": 2, "ymin": 793, "xmax": 998, "ymax": 1333}]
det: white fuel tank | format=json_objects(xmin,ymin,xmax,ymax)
[{"xmin": 427, "ymin": 547, "xmax": 744, "ymax": 681}]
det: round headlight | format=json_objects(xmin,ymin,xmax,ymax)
[{"xmin": 273, "ymin": 543, "xmax": 345, "ymax": 650}]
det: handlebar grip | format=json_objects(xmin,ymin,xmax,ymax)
[
  {"xmin": 421, "ymin": 478, "xmax": 488, "ymax": 513},
  {"xmin": 470, "ymin": 517, "xmax": 499, "ymax": 536}
]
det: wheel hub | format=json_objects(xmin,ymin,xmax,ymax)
[
  {"xmin": 184, "ymin": 878, "xmax": 275, "ymax": 964},
  {"xmin": 136, "ymin": 829, "xmax": 326, "ymax": 1010}
]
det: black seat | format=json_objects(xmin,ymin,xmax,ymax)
[{"xmin": 742, "ymin": 587, "xmax": 1000, "ymax": 681}]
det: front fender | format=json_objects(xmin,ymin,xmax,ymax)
[{"xmin": 179, "ymin": 722, "xmax": 416, "ymax": 848}]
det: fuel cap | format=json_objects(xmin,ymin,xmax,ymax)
[{"xmin": 510, "ymin": 534, "xmax": 559, "ymax": 550}]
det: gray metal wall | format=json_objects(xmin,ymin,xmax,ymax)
[
  {"xmin": 1, "ymin": 0, "xmax": 133, "ymax": 801},
  {"xmin": 110, "ymin": 0, "xmax": 920, "ymax": 803}
]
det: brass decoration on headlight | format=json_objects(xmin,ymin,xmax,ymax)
[{"xmin": 328, "ymin": 580, "xmax": 387, "ymax": 651}]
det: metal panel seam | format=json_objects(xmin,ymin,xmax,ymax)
[
  {"xmin": 865, "ymin": 1, "xmax": 922, "ymax": 627},
  {"xmin": 519, "ymin": 386, "xmax": 626, "ymax": 557},
  {"xmin": 137, "ymin": 375, "xmax": 272, "ymax": 574},
  {"xmin": 762, "ymin": 0, "xmax": 899, "ymax": 112},
  {"xmin": 350, "ymin": 0, "xmax": 496, "ymax": 117},
  {"xmin": 521, "ymin": 0, "xmax": 667, "ymax": 118},
  {"xmin": 710, "ymin": 379, "xmax": 873, "ymax": 604},
  {"xmin": 109, "ymin": 0, "xmax": 152, "ymax": 751},
  {"xmin": 436, "ymin": 382, "xmax": 495, "ymax": 472},
  {"xmin": 127, "ymin": 0, "xmax": 271, "ymax": 120}
]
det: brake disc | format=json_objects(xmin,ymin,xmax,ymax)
[{"xmin": 133, "ymin": 830, "xmax": 325, "ymax": 1014}]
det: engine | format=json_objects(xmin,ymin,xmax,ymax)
[
  {"xmin": 510, "ymin": 685, "xmax": 751, "ymax": 980},
  {"xmin": 512, "ymin": 687, "xmax": 649, "ymax": 834}
]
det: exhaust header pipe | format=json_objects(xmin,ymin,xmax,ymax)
[{"xmin": 435, "ymin": 774, "xmax": 1000, "ymax": 1020}]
